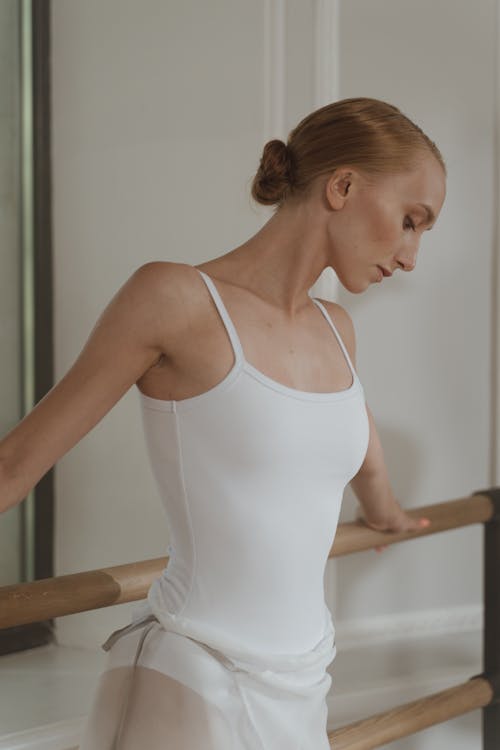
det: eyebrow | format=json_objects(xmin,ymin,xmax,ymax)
[{"xmin": 417, "ymin": 203, "xmax": 436, "ymax": 229}]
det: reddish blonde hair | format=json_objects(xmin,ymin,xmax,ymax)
[{"xmin": 251, "ymin": 97, "xmax": 446, "ymax": 210}]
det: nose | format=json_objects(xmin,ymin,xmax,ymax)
[
  {"xmin": 396, "ymin": 257, "xmax": 416, "ymax": 272},
  {"xmin": 395, "ymin": 242, "xmax": 419, "ymax": 272}
]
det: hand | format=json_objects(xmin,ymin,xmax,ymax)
[{"xmin": 355, "ymin": 508, "xmax": 431, "ymax": 554}]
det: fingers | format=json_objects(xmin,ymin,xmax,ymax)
[
  {"xmin": 391, "ymin": 515, "xmax": 431, "ymax": 533},
  {"xmin": 359, "ymin": 514, "xmax": 432, "ymax": 554},
  {"xmin": 375, "ymin": 517, "xmax": 431, "ymax": 553},
  {"xmin": 404, "ymin": 516, "xmax": 431, "ymax": 532}
]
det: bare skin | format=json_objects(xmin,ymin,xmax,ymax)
[{"xmin": 0, "ymin": 152, "xmax": 446, "ymax": 554}]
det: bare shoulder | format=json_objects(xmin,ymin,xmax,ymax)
[
  {"xmin": 315, "ymin": 298, "xmax": 357, "ymax": 369},
  {"xmin": 0, "ymin": 260, "xmax": 204, "ymax": 512},
  {"xmin": 128, "ymin": 260, "xmax": 206, "ymax": 344},
  {"xmin": 131, "ymin": 259, "xmax": 209, "ymax": 301},
  {"xmin": 130, "ymin": 260, "xmax": 198, "ymax": 306}
]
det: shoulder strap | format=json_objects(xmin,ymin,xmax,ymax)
[
  {"xmin": 311, "ymin": 298, "xmax": 357, "ymax": 379},
  {"xmin": 197, "ymin": 270, "xmax": 244, "ymax": 363}
]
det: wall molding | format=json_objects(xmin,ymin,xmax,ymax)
[
  {"xmin": 493, "ymin": 0, "xmax": 500, "ymax": 485},
  {"xmin": 313, "ymin": 0, "xmax": 340, "ymax": 109},
  {"xmin": 334, "ymin": 603, "xmax": 481, "ymax": 650},
  {"xmin": 262, "ymin": 0, "xmax": 286, "ymax": 142},
  {"xmin": 0, "ymin": 716, "xmax": 82, "ymax": 750},
  {"xmin": 310, "ymin": 0, "xmax": 341, "ymax": 302},
  {"xmin": 311, "ymin": 0, "xmax": 342, "ymax": 619}
]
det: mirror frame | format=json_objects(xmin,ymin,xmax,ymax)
[{"xmin": 0, "ymin": 0, "xmax": 55, "ymax": 656}]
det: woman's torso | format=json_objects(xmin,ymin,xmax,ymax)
[{"xmin": 132, "ymin": 263, "xmax": 369, "ymax": 659}]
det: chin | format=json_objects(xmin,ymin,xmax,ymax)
[
  {"xmin": 331, "ymin": 266, "xmax": 374, "ymax": 294},
  {"xmin": 338, "ymin": 276, "xmax": 371, "ymax": 295}
]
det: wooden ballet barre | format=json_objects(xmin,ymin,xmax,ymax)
[
  {"xmin": 0, "ymin": 493, "xmax": 496, "ymax": 629},
  {"xmin": 0, "ymin": 488, "xmax": 499, "ymax": 747},
  {"xmin": 327, "ymin": 675, "xmax": 493, "ymax": 749},
  {"xmin": 332, "ymin": 493, "xmax": 494, "ymax": 557},
  {"xmin": 0, "ymin": 557, "xmax": 164, "ymax": 629}
]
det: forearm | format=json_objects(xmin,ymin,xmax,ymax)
[
  {"xmin": 349, "ymin": 464, "xmax": 402, "ymax": 527},
  {"xmin": 349, "ymin": 403, "xmax": 404, "ymax": 526}
]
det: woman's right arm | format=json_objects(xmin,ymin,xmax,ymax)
[{"xmin": 0, "ymin": 261, "xmax": 188, "ymax": 514}]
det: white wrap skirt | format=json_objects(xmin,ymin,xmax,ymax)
[{"xmin": 78, "ymin": 607, "xmax": 336, "ymax": 749}]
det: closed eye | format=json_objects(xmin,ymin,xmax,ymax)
[{"xmin": 404, "ymin": 216, "xmax": 416, "ymax": 231}]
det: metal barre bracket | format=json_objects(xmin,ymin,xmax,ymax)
[
  {"xmin": 472, "ymin": 488, "xmax": 500, "ymax": 522},
  {"xmin": 472, "ymin": 487, "xmax": 500, "ymax": 719}
]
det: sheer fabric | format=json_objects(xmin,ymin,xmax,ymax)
[{"xmin": 78, "ymin": 615, "xmax": 334, "ymax": 750}]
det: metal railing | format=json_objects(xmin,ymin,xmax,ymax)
[{"xmin": 1, "ymin": 489, "xmax": 499, "ymax": 748}]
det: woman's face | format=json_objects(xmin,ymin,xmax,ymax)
[{"xmin": 324, "ymin": 153, "xmax": 447, "ymax": 293}]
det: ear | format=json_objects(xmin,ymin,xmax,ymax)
[{"xmin": 325, "ymin": 168, "xmax": 354, "ymax": 210}]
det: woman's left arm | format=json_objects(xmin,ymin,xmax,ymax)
[
  {"xmin": 350, "ymin": 405, "xmax": 428, "ymax": 533},
  {"xmin": 318, "ymin": 299, "xmax": 430, "ymax": 540}
]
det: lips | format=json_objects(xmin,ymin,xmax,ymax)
[{"xmin": 377, "ymin": 266, "xmax": 393, "ymax": 277}]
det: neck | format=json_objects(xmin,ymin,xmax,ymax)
[{"xmin": 208, "ymin": 201, "xmax": 331, "ymax": 317}]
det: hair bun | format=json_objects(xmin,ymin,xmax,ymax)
[
  {"xmin": 250, "ymin": 98, "xmax": 446, "ymax": 211},
  {"xmin": 251, "ymin": 139, "xmax": 294, "ymax": 206}
]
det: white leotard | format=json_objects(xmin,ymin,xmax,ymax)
[
  {"xmin": 83, "ymin": 269, "xmax": 372, "ymax": 750},
  {"xmin": 123, "ymin": 269, "xmax": 369, "ymax": 669}
]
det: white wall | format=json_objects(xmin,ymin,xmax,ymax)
[
  {"xmin": 335, "ymin": 0, "xmax": 496, "ymax": 626},
  {"xmin": 50, "ymin": 0, "xmax": 497, "ymax": 672}
]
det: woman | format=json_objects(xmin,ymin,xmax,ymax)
[{"xmin": 0, "ymin": 97, "xmax": 446, "ymax": 749}]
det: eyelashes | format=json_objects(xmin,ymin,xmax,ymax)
[{"xmin": 404, "ymin": 216, "xmax": 416, "ymax": 231}]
